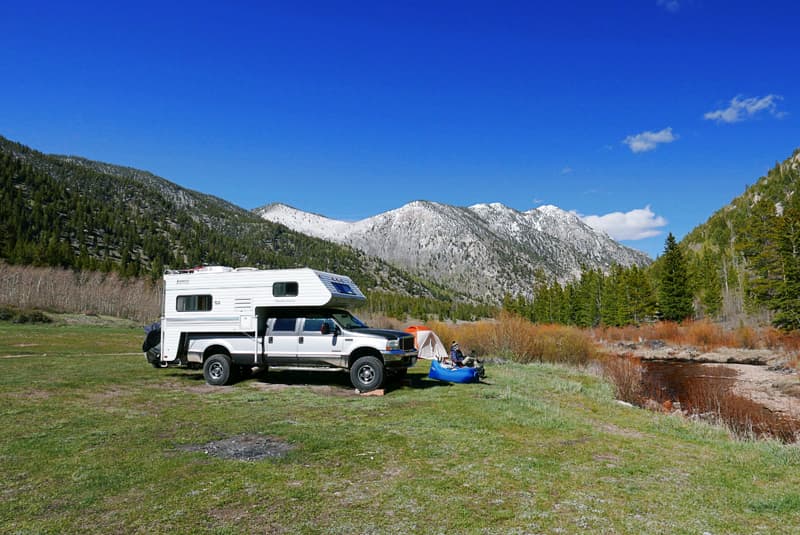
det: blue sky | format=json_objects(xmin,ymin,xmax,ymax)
[{"xmin": 1, "ymin": 1, "xmax": 798, "ymax": 258}]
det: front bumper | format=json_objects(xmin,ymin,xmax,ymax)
[{"xmin": 381, "ymin": 349, "xmax": 418, "ymax": 369}]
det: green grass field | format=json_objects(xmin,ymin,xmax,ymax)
[{"xmin": 2, "ymin": 322, "xmax": 800, "ymax": 534}]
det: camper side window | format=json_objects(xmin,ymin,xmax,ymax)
[
  {"xmin": 273, "ymin": 282, "xmax": 299, "ymax": 297},
  {"xmin": 332, "ymin": 282, "xmax": 356, "ymax": 295},
  {"xmin": 176, "ymin": 294, "xmax": 213, "ymax": 312}
]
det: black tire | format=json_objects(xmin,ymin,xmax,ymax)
[
  {"xmin": 146, "ymin": 344, "xmax": 162, "ymax": 368},
  {"xmin": 142, "ymin": 327, "xmax": 161, "ymax": 352},
  {"xmin": 203, "ymin": 353, "xmax": 233, "ymax": 386},
  {"xmin": 350, "ymin": 355, "xmax": 384, "ymax": 392}
]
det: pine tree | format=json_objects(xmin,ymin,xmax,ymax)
[
  {"xmin": 737, "ymin": 197, "xmax": 781, "ymax": 310},
  {"xmin": 658, "ymin": 233, "xmax": 694, "ymax": 321},
  {"xmin": 624, "ymin": 265, "xmax": 656, "ymax": 324},
  {"xmin": 771, "ymin": 204, "xmax": 800, "ymax": 330},
  {"xmin": 699, "ymin": 251, "xmax": 723, "ymax": 318},
  {"xmin": 574, "ymin": 267, "xmax": 603, "ymax": 327}
]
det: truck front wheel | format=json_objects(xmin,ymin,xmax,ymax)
[
  {"xmin": 204, "ymin": 353, "xmax": 233, "ymax": 386},
  {"xmin": 350, "ymin": 355, "xmax": 384, "ymax": 392}
]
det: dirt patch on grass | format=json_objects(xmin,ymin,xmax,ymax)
[
  {"xmin": 179, "ymin": 434, "xmax": 294, "ymax": 461},
  {"xmin": 598, "ymin": 422, "xmax": 648, "ymax": 439},
  {"xmin": 86, "ymin": 386, "xmax": 134, "ymax": 402},
  {"xmin": 250, "ymin": 381, "xmax": 356, "ymax": 397},
  {"xmin": 4, "ymin": 389, "xmax": 52, "ymax": 400},
  {"xmin": 156, "ymin": 370, "xmax": 358, "ymax": 397},
  {"xmin": 208, "ymin": 504, "xmax": 289, "ymax": 533},
  {"xmin": 155, "ymin": 376, "xmax": 222, "ymax": 394}
]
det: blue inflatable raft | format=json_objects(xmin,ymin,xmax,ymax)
[{"xmin": 428, "ymin": 359, "xmax": 481, "ymax": 383}]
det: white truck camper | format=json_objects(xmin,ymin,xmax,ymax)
[{"xmin": 142, "ymin": 266, "xmax": 418, "ymax": 391}]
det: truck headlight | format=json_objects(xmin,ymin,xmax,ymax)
[{"xmin": 386, "ymin": 339, "xmax": 399, "ymax": 350}]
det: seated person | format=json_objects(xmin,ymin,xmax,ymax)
[
  {"xmin": 450, "ymin": 341, "xmax": 466, "ymax": 367},
  {"xmin": 450, "ymin": 340, "xmax": 486, "ymax": 378}
]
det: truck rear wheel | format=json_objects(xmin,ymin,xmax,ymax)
[
  {"xmin": 350, "ymin": 355, "xmax": 384, "ymax": 392},
  {"xmin": 204, "ymin": 353, "xmax": 233, "ymax": 386}
]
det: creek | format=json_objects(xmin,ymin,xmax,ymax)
[{"xmin": 640, "ymin": 361, "xmax": 799, "ymax": 443}]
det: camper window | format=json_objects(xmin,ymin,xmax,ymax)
[
  {"xmin": 331, "ymin": 282, "xmax": 356, "ymax": 295},
  {"xmin": 176, "ymin": 294, "xmax": 213, "ymax": 312},
  {"xmin": 273, "ymin": 282, "xmax": 299, "ymax": 297}
]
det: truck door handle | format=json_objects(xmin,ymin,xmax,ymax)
[
  {"xmin": 299, "ymin": 336, "xmax": 304, "ymax": 344},
  {"xmin": 268, "ymin": 336, "xmax": 273, "ymax": 343}
]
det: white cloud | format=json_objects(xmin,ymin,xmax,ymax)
[
  {"xmin": 580, "ymin": 205, "xmax": 668, "ymax": 240},
  {"xmin": 704, "ymin": 94, "xmax": 785, "ymax": 124},
  {"xmin": 560, "ymin": 166, "xmax": 573, "ymax": 175},
  {"xmin": 622, "ymin": 127, "xmax": 678, "ymax": 153},
  {"xmin": 657, "ymin": 0, "xmax": 680, "ymax": 12}
]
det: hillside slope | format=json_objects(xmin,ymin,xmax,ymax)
[
  {"xmin": 679, "ymin": 148, "xmax": 800, "ymax": 321},
  {"xmin": 0, "ymin": 135, "xmax": 447, "ymax": 298}
]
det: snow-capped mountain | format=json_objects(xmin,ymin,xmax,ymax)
[{"xmin": 255, "ymin": 200, "xmax": 650, "ymax": 300}]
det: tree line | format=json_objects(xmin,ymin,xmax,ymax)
[
  {"xmin": 502, "ymin": 233, "xmax": 693, "ymax": 327},
  {"xmin": 503, "ymin": 151, "xmax": 800, "ymax": 331}
]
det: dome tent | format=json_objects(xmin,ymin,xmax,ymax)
[{"xmin": 404, "ymin": 326, "xmax": 449, "ymax": 361}]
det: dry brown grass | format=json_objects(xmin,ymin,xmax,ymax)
[
  {"xmin": 427, "ymin": 312, "xmax": 595, "ymax": 365},
  {"xmin": 360, "ymin": 314, "xmax": 408, "ymax": 330},
  {"xmin": 596, "ymin": 319, "xmax": 800, "ymax": 354}
]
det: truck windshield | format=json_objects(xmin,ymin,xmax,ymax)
[{"xmin": 331, "ymin": 311, "xmax": 368, "ymax": 329}]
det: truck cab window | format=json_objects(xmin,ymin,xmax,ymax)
[
  {"xmin": 272, "ymin": 317, "xmax": 297, "ymax": 332},
  {"xmin": 303, "ymin": 318, "xmax": 325, "ymax": 332}
]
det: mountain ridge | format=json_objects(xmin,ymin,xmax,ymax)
[
  {"xmin": 0, "ymin": 134, "xmax": 461, "ymax": 301},
  {"xmin": 256, "ymin": 200, "xmax": 650, "ymax": 299}
]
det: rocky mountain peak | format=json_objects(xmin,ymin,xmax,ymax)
[{"xmin": 255, "ymin": 200, "xmax": 650, "ymax": 300}]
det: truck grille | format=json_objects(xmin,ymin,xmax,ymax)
[{"xmin": 400, "ymin": 335, "xmax": 415, "ymax": 351}]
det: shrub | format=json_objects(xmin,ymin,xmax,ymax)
[
  {"xmin": 734, "ymin": 325, "xmax": 758, "ymax": 350},
  {"xmin": 0, "ymin": 306, "xmax": 53, "ymax": 324},
  {"xmin": 686, "ymin": 320, "xmax": 725, "ymax": 351},
  {"xmin": 651, "ymin": 321, "xmax": 680, "ymax": 342},
  {"xmin": 599, "ymin": 354, "xmax": 643, "ymax": 405},
  {"xmin": 427, "ymin": 313, "xmax": 595, "ymax": 365}
]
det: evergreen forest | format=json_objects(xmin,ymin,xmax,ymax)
[{"xmin": 504, "ymin": 149, "xmax": 800, "ymax": 330}]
